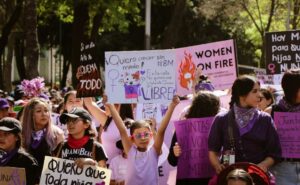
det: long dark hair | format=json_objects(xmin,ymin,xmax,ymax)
[
  {"xmin": 185, "ymin": 91, "xmax": 220, "ymax": 118},
  {"xmin": 281, "ymin": 69, "xmax": 300, "ymax": 105},
  {"xmin": 229, "ymin": 75, "xmax": 259, "ymax": 109},
  {"xmin": 103, "ymin": 104, "xmax": 134, "ymax": 131}
]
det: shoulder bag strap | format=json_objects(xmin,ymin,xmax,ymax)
[{"xmin": 227, "ymin": 110, "xmax": 235, "ymax": 150}]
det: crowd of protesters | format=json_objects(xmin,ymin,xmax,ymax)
[{"xmin": 0, "ymin": 69, "xmax": 299, "ymax": 185}]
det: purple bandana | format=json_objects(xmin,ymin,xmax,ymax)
[
  {"xmin": 0, "ymin": 148, "xmax": 18, "ymax": 165},
  {"xmin": 233, "ymin": 104, "xmax": 258, "ymax": 136},
  {"xmin": 31, "ymin": 129, "xmax": 46, "ymax": 149},
  {"xmin": 278, "ymin": 98, "xmax": 300, "ymax": 112}
]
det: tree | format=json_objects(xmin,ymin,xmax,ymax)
[
  {"xmin": 0, "ymin": 0, "xmax": 23, "ymax": 91},
  {"xmin": 37, "ymin": 0, "xmax": 142, "ymax": 88},
  {"xmin": 24, "ymin": 0, "xmax": 39, "ymax": 79}
]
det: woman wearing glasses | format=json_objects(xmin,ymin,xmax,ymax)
[{"xmin": 53, "ymin": 107, "xmax": 107, "ymax": 168}]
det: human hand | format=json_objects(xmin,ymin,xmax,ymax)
[
  {"xmin": 170, "ymin": 95, "xmax": 180, "ymax": 107},
  {"xmin": 214, "ymin": 163, "xmax": 226, "ymax": 174},
  {"xmin": 257, "ymin": 162, "xmax": 268, "ymax": 172},
  {"xmin": 74, "ymin": 158, "xmax": 97, "ymax": 168},
  {"xmin": 173, "ymin": 142, "xmax": 182, "ymax": 157}
]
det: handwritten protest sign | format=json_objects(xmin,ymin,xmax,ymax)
[
  {"xmin": 274, "ymin": 112, "xmax": 300, "ymax": 158},
  {"xmin": 174, "ymin": 117, "xmax": 215, "ymax": 179},
  {"xmin": 135, "ymin": 103, "xmax": 165, "ymax": 122},
  {"xmin": 76, "ymin": 39, "xmax": 102, "ymax": 97},
  {"xmin": 265, "ymin": 30, "xmax": 300, "ymax": 74},
  {"xmin": 40, "ymin": 156, "xmax": 111, "ymax": 185},
  {"xmin": 176, "ymin": 40, "xmax": 237, "ymax": 95},
  {"xmin": 0, "ymin": 167, "xmax": 26, "ymax": 185},
  {"xmin": 105, "ymin": 50, "xmax": 176, "ymax": 103}
]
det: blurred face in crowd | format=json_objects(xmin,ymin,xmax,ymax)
[
  {"xmin": 33, "ymin": 102, "xmax": 50, "ymax": 131},
  {"xmin": 258, "ymin": 94, "xmax": 273, "ymax": 111},
  {"xmin": 65, "ymin": 93, "xmax": 83, "ymax": 112},
  {"xmin": 239, "ymin": 83, "xmax": 261, "ymax": 108},
  {"xmin": 227, "ymin": 179, "xmax": 247, "ymax": 185},
  {"xmin": 0, "ymin": 131, "xmax": 17, "ymax": 152},
  {"xmin": 296, "ymin": 89, "xmax": 300, "ymax": 104},
  {"xmin": 0, "ymin": 108, "xmax": 9, "ymax": 119}
]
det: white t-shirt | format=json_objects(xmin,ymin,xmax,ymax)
[{"xmin": 109, "ymin": 154, "xmax": 127, "ymax": 182}]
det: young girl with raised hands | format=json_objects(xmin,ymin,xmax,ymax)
[
  {"xmin": 106, "ymin": 95, "xmax": 180, "ymax": 185},
  {"xmin": 53, "ymin": 107, "xmax": 108, "ymax": 168}
]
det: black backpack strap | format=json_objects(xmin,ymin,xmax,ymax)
[
  {"xmin": 92, "ymin": 141, "xmax": 96, "ymax": 160},
  {"xmin": 227, "ymin": 109, "xmax": 236, "ymax": 151}
]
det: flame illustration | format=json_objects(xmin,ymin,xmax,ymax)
[{"xmin": 179, "ymin": 51, "xmax": 196, "ymax": 90}]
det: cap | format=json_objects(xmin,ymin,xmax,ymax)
[
  {"xmin": 0, "ymin": 117, "xmax": 22, "ymax": 133},
  {"xmin": 0, "ymin": 98, "xmax": 9, "ymax": 109},
  {"xmin": 60, "ymin": 107, "xmax": 92, "ymax": 124}
]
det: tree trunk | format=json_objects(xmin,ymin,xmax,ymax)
[
  {"xmin": 24, "ymin": 0, "xmax": 39, "ymax": 79},
  {"xmin": 0, "ymin": 0, "xmax": 22, "ymax": 88},
  {"xmin": 2, "ymin": 34, "xmax": 14, "ymax": 92},
  {"xmin": 161, "ymin": 0, "xmax": 187, "ymax": 49},
  {"xmin": 0, "ymin": 0, "xmax": 22, "ymax": 58},
  {"xmin": 15, "ymin": 33, "xmax": 26, "ymax": 81},
  {"xmin": 292, "ymin": 0, "xmax": 300, "ymax": 29},
  {"xmin": 71, "ymin": 0, "xmax": 90, "ymax": 86}
]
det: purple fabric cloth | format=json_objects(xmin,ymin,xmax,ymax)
[
  {"xmin": 208, "ymin": 110, "xmax": 282, "ymax": 164},
  {"xmin": 125, "ymin": 145, "xmax": 159, "ymax": 185},
  {"xmin": 0, "ymin": 98, "xmax": 9, "ymax": 109},
  {"xmin": 233, "ymin": 104, "xmax": 259, "ymax": 136},
  {"xmin": 31, "ymin": 129, "xmax": 46, "ymax": 149},
  {"xmin": 195, "ymin": 82, "xmax": 215, "ymax": 92},
  {"xmin": 0, "ymin": 148, "xmax": 18, "ymax": 165},
  {"xmin": 278, "ymin": 98, "xmax": 300, "ymax": 112}
]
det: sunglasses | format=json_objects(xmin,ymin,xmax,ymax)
[{"xmin": 132, "ymin": 131, "xmax": 152, "ymax": 140}]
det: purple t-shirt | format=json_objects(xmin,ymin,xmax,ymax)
[
  {"xmin": 208, "ymin": 110, "xmax": 282, "ymax": 164},
  {"xmin": 125, "ymin": 145, "xmax": 159, "ymax": 185}
]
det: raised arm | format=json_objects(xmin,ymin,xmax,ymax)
[
  {"xmin": 153, "ymin": 95, "xmax": 180, "ymax": 155},
  {"xmin": 106, "ymin": 103, "xmax": 132, "ymax": 155},
  {"xmin": 83, "ymin": 97, "xmax": 108, "ymax": 127}
]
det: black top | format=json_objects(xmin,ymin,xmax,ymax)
[
  {"xmin": 6, "ymin": 149, "xmax": 39, "ymax": 185},
  {"xmin": 29, "ymin": 137, "xmax": 51, "ymax": 180},
  {"xmin": 54, "ymin": 138, "xmax": 108, "ymax": 162}
]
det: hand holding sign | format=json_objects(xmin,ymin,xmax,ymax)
[{"xmin": 173, "ymin": 142, "xmax": 182, "ymax": 157}]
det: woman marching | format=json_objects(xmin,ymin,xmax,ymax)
[
  {"xmin": 265, "ymin": 69, "xmax": 300, "ymax": 185},
  {"xmin": 168, "ymin": 91, "xmax": 221, "ymax": 184},
  {"xmin": 21, "ymin": 98, "xmax": 64, "ymax": 183},
  {"xmin": 0, "ymin": 117, "xmax": 39, "ymax": 185},
  {"xmin": 208, "ymin": 75, "xmax": 281, "ymax": 179}
]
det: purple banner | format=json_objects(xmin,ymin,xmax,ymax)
[
  {"xmin": 274, "ymin": 112, "xmax": 300, "ymax": 158},
  {"xmin": 174, "ymin": 117, "xmax": 215, "ymax": 179}
]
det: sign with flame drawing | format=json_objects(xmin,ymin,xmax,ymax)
[
  {"xmin": 105, "ymin": 50, "xmax": 176, "ymax": 103},
  {"xmin": 176, "ymin": 39, "xmax": 237, "ymax": 96}
]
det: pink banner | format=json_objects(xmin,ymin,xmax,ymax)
[
  {"xmin": 176, "ymin": 40, "xmax": 237, "ymax": 96},
  {"xmin": 174, "ymin": 117, "xmax": 215, "ymax": 179},
  {"xmin": 274, "ymin": 112, "xmax": 300, "ymax": 158}
]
